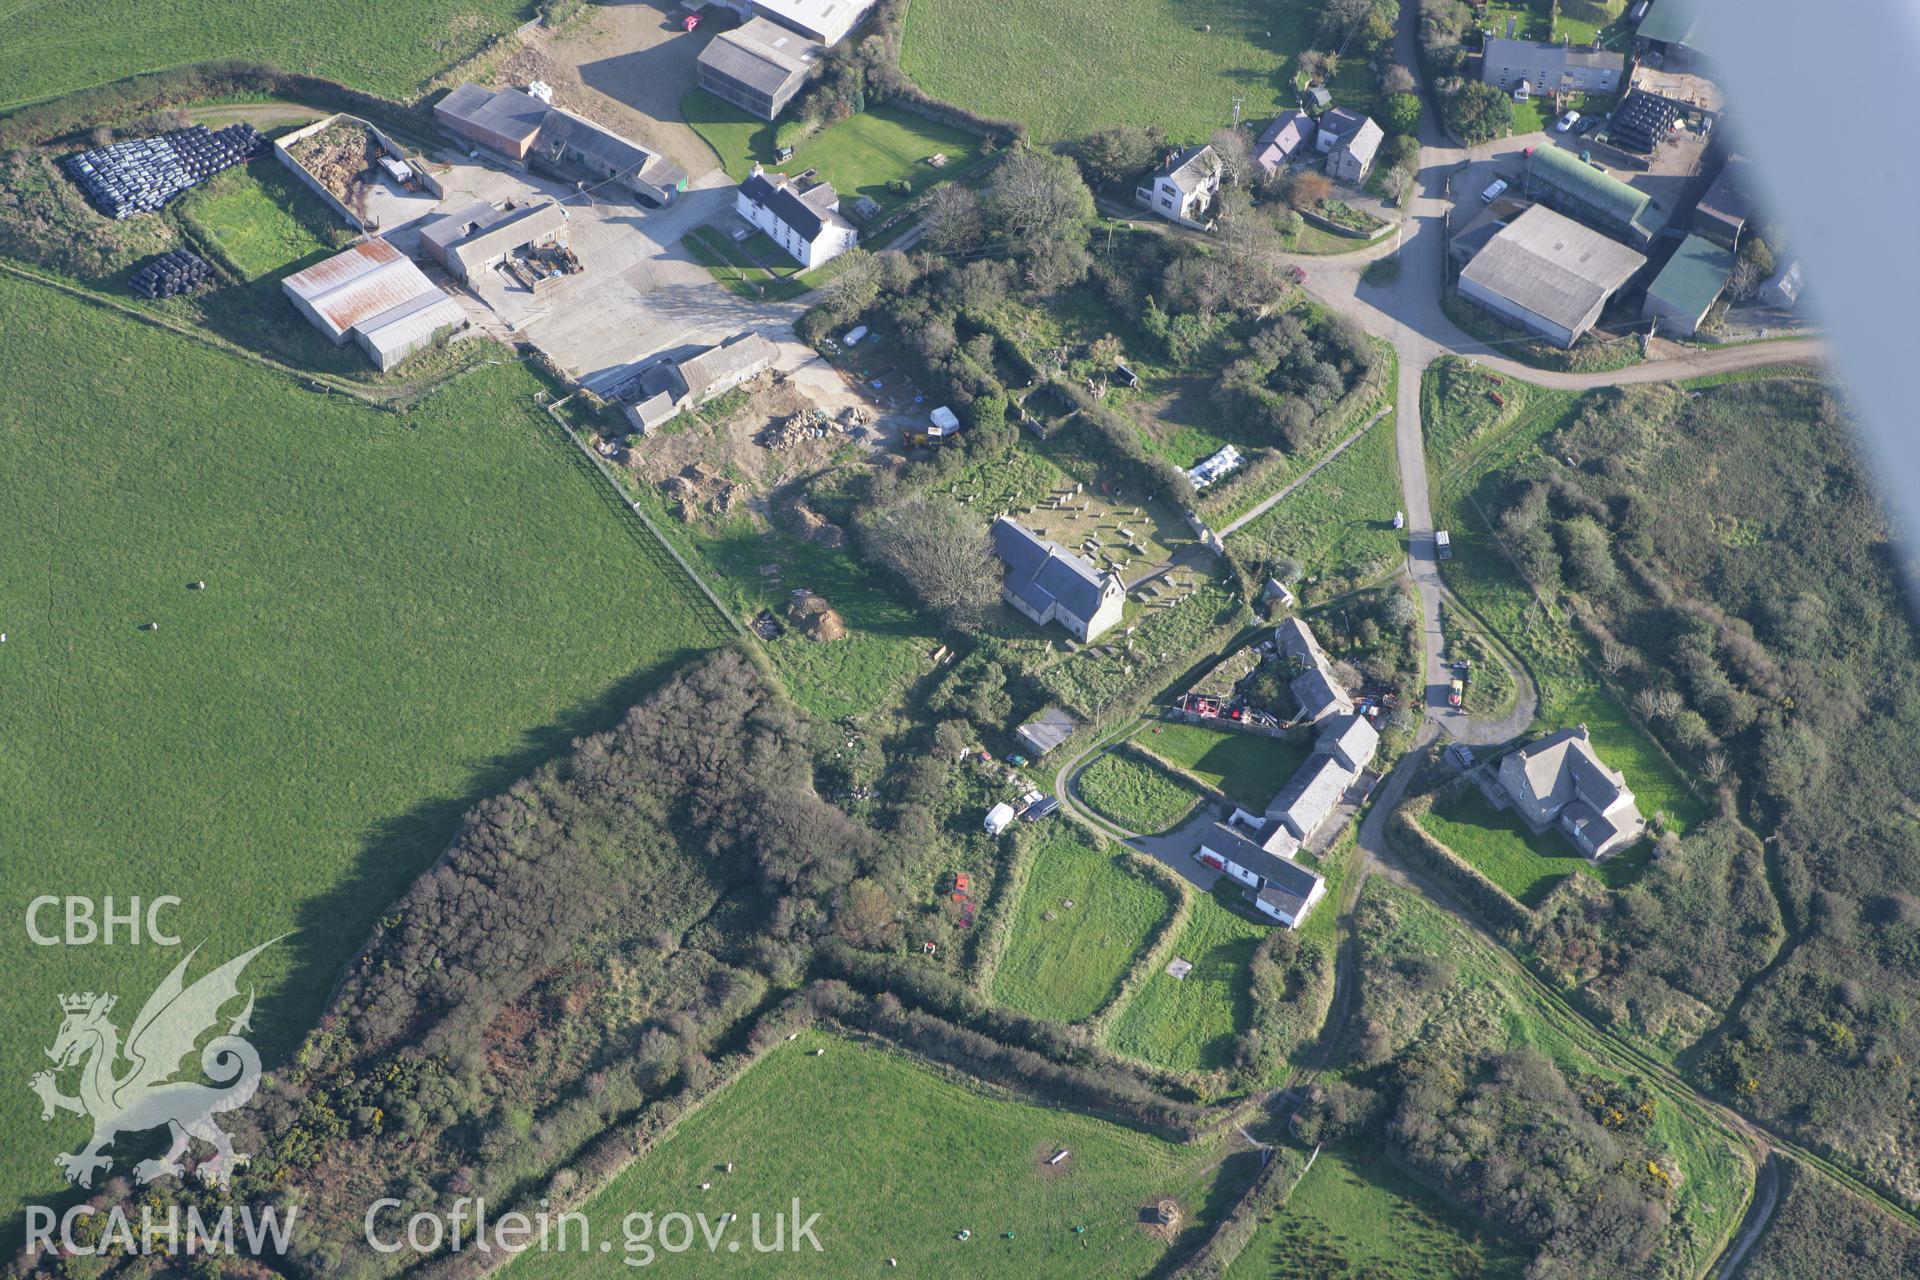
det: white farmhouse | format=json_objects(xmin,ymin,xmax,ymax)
[
  {"xmin": 735, "ymin": 165, "xmax": 858, "ymax": 269},
  {"xmin": 1134, "ymin": 145, "xmax": 1223, "ymax": 229}
]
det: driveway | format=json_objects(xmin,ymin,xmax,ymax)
[
  {"xmin": 518, "ymin": 1, "xmax": 725, "ymax": 182},
  {"xmin": 1270, "ymin": 0, "xmax": 1828, "ymax": 745},
  {"xmin": 1127, "ymin": 804, "xmax": 1233, "ymax": 893}
]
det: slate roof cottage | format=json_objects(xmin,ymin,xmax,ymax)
[
  {"xmin": 1134, "ymin": 145, "xmax": 1223, "ymax": 229},
  {"xmin": 1315, "ymin": 108, "xmax": 1383, "ymax": 185},
  {"xmin": 1496, "ymin": 725, "xmax": 1645, "ymax": 857},
  {"xmin": 1253, "ymin": 110, "xmax": 1318, "ymax": 178}
]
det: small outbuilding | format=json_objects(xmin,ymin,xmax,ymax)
[
  {"xmin": 1758, "ymin": 258, "xmax": 1802, "ymax": 309},
  {"xmin": 1641, "ymin": 233, "xmax": 1735, "ymax": 336},
  {"xmin": 1015, "ymin": 707, "xmax": 1079, "ymax": 758}
]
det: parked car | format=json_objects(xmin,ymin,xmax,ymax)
[
  {"xmin": 1006, "ymin": 753, "xmax": 1029, "ymax": 767},
  {"xmin": 1576, "ymin": 116, "xmax": 1602, "ymax": 135},
  {"xmin": 1449, "ymin": 678, "xmax": 1465, "ymax": 708},
  {"xmin": 1556, "ymin": 110, "xmax": 1581, "ymax": 132},
  {"xmin": 1022, "ymin": 795, "xmax": 1060, "ymax": 821},
  {"xmin": 1480, "ymin": 178, "xmax": 1508, "ymax": 204}
]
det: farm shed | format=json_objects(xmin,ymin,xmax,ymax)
[
  {"xmin": 697, "ymin": 16, "xmax": 824, "ymax": 120},
  {"xmin": 1015, "ymin": 707, "xmax": 1079, "ymax": 758},
  {"xmin": 1641, "ymin": 233, "xmax": 1734, "ymax": 336},
  {"xmin": 1691, "ymin": 153, "xmax": 1756, "ymax": 250},
  {"xmin": 532, "ymin": 108, "xmax": 686, "ymax": 205},
  {"xmin": 706, "ymin": 0, "xmax": 880, "ymax": 46},
  {"xmin": 1457, "ymin": 205, "xmax": 1647, "ymax": 348},
  {"xmin": 617, "ymin": 333, "xmax": 778, "ymax": 434},
  {"xmin": 677, "ymin": 333, "xmax": 778, "ymax": 403},
  {"xmin": 423, "ymin": 201, "xmax": 570, "ymax": 284},
  {"xmin": 1524, "ymin": 144, "xmax": 1655, "ymax": 243},
  {"xmin": 280, "ymin": 238, "xmax": 465, "ymax": 370},
  {"xmin": 435, "ymin": 83, "xmax": 548, "ymax": 160}
]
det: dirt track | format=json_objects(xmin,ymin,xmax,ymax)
[{"xmin": 514, "ymin": 2, "xmax": 723, "ymax": 181}]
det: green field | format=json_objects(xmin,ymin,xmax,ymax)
[
  {"xmin": 1417, "ymin": 786, "xmax": 1649, "ymax": 907},
  {"xmin": 0, "ymin": 0, "xmax": 531, "ymax": 109},
  {"xmin": 683, "ymin": 93, "xmax": 984, "ymax": 228},
  {"xmin": 1108, "ymin": 893, "xmax": 1266, "ymax": 1072},
  {"xmin": 634, "ymin": 506, "xmax": 940, "ymax": 723},
  {"xmin": 1139, "ymin": 722, "xmax": 1311, "ymax": 812},
  {"xmin": 0, "ymin": 276, "xmax": 725, "ymax": 1222},
  {"xmin": 1076, "ymin": 748, "xmax": 1207, "ymax": 834},
  {"xmin": 1223, "ymin": 1140, "xmax": 1528, "ymax": 1279},
  {"xmin": 900, "ymin": 0, "xmax": 1374, "ymax": 143},
  {"xmin": 505, "ymin": 1030, "xmax": 1252, "ymax": 1277},
  {"xmin": 992, "ymin": 828, "xmax": 1176, "ymax": 1022},
  {"xmin": 178, "ymin": 158, "xmax": 340, "ymax": 279},
  {"xmin": 1231, "ymin": 417, "xmax": 1405, "ymax": 587}
]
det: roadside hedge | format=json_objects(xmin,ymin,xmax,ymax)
[
  {"xmin": 1084, "ymin": 852, "xmax": 1195, "ymax": 1037},
  {"xmin": 1389, "ymin": 792, "xmax": 1533, "ymax": 938},
  {"xmin": 0, "ymin": 62, "xmax": 437, "ymax": 150},
  {"xmin": 807, "ymin": 978, "xmax": 1206, "ymax": 1137}
]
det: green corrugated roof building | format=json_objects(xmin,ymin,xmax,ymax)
[
  {"xmin": 1637, "ymin": 0, "xmax": 1700, "ymax": 49},
  {"xmin": 1642, "ymin": 233, "xmax": 1734, "ymax": 335},
  {"xmin": 1525, "ymin": 145, "xmax": 1654, "ymax": 242}
]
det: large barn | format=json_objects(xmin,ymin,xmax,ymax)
[
  {"xmin": 281, "ymin": 239, "xmax": 466, "ymax": 370},
  {"xmin": 696, "ymin": 16, "xmax": 824, "ymax": 121},
  {"xmin": 1457, "ymin": 204, "xmax": 1646, "ymax": 348},
  {"xmin": 705, "ymin": 0, "xmax": 879, "ymax": 46}
]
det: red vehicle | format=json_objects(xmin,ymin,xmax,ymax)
[{"xmin": 1449, "ymin": 677, "xmax": 1465, "ymax": 708}]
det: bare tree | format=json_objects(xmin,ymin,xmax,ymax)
[
  {"xmin": 1383, "ymin": 64, "xmax": 1417, "ymax": 95},
  {"xmin": 988, "ymin": 148, "xmax": 1095, "ymax": 249},
  {"xmin": 1634, "ymin": 687, "xmax": 1685, "ymax": 721},
  {"xmin": 1703, "ymin": 751, "xmax": 1730, "ymax": 783},
  {"xmin": 817, "ymin": 249, "xmax": 879, "ymax": 323},
  {"xmin": 918, "ymin": 183, "xmax": 982, "ymax": 254},
  {"xmin": 1209, "ymin": 125, "xmax": 1254, "ymax": 186},
  {"xmin": 1599, "ymin": 636, "xmax": 1635, "ymax": 676}
]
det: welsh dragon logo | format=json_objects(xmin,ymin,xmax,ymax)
[{"xmin": 30, "ymin": 939, "xmax": 278, "ymax": 1189}]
